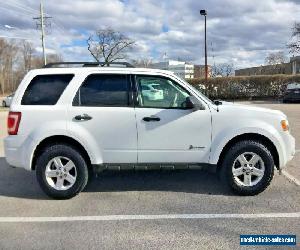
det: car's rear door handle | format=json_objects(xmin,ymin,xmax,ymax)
[
  {"xmin": 143, "ymin": 116, "xmax": 160, "ymax": 122},
  {"xmin": 74, "ymin": 114, "xmax": 92, "ymax": 121}
]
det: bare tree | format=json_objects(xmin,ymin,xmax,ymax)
[
  {"xmin": 0, "ymin": 39, "xmax": 19, "ymax": 94},
  {"xmin": 287, "ymin": 22, "xmax": 300, "ymax": 54},
  {"xmin": 265, "ymin": 51, "xmax": 287, "ymax": 65},
  {"xmin": 31, "ymin": 53, "xmax": 63, "ymax": 69},
  {"xmin": 22, "ymin": 41, "xmax": 34, "ymax": 73},
  {"xmin": 87, "ymin": 28, "xmax": 135, "ymax": 65},
  {"xmin": 131, "ymin": 58, "xmax": 153, "ymax": 68},
  {"xmin": 211, "ymin": 63, "xmax": 234, "ymax": 77},
  {"xmin": 0, "ymin": 38, "xmax": 63, "ymax": 95}
]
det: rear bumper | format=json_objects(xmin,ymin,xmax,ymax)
[{"xmin": 4, "ymin": 135, "xmax": 36, "ymax": 171}]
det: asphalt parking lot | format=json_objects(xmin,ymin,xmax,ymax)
[{"xmin": 0, "ymin": 101, "xmax": 299, "ymax": 250}]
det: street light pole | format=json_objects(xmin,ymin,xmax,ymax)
[
  {"xmin": 204, "ymin": 15, "xmax": 208, "ymax": 80},
  {"xmin": 200, "ymin": 10, "xmax": 208, "ymax": 81}
]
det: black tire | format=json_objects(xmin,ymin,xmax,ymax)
[
  {"xmin": 219, "ymin": 140, "xmax": 274, "ymax": 196},
  {"xmin": 2, "ymin": 101, "xmax": 6, "ymax": 107},
  {"xmin": 36, "ymin": 144, "xmax": 88, "ymax": 199}
]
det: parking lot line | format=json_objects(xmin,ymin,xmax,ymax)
[
  {"xmin": 282, "ymin": 170, "xmax": 300, "ymax": 186},
  {"xmin": 0, "ymin": 212, "xmax": 299, "ymax": 223}
]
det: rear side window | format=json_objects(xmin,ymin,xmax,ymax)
[
  {"xmin": 21, "ymin": 74, "xmax": 74, "ymax": 105},
  {"xmin": 73, "ymin": 74, "xmax": 129, "ymax": 107}
]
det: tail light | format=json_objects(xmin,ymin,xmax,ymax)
[{"xmin": 7, "ymin": 112, "xmax": 21, "ymax": 135}]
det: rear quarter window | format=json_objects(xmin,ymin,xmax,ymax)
[{"xmin": 21, "ymin": 74, "xmax": 74, "ymax": 105}]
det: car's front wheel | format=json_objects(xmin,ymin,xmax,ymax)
[
  {"xmin": 36, "ymin": 144, "xmax": 89, "ymax": 199},
  {"xmin": 220, "ymin": 140, "xmax": 274, "ymax": 195}
]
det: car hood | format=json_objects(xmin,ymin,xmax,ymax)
[{"xmin": 218, "ymin": 101, "xmax": 286, "ymax": 118}]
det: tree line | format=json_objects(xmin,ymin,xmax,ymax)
[{"xmin": 0, "ymin": 39, "xmax": 61, "ymax": 95}]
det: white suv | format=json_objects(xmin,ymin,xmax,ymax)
[{"xmin": 4, "ymin": 62, "xmax": 295, "ymax": 199}]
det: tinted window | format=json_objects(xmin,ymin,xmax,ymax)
[
  {"xmin": 21, "ymin": 74, "xmax": 73, "ymax": 105},
  {"xmin": 73, "ymin": 74, "xmax": 129, "ymax": 107},
  {"xmin": 136, "ymin": 75, "xmax": 191, "ymax": 109}
]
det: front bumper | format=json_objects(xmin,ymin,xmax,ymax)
[{"xmin": 280, "ymin": 133, "xmax": 296, "ymax": 169}]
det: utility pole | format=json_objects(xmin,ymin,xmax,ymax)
[
  {"xmin": 200, "ymin": 10, "xmax": 208, "ymax": 81},
  {"xmin": 40, "ymin": 2, "xmax": 46, "ymax": 65},
  {"xmin": 33, "ymin": 1, "xmax": 52, "ymax": 66}
]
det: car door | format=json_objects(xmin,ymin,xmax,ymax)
[
  {"xmin": 68, "ymin": 73, "xmax": 137, "ymax": 164},
  {"xmin": 133, "ymin": 74, "xmax": 212, "ymax": 164}
]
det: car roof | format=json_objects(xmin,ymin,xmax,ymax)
[{"xmin": 28, "ymin": 67, "xmax": 175, "ymax": 76}]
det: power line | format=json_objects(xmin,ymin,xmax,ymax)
[
  {"xmin": 1, "ymin": 1, "xmax": 39, "ymax": 15},
  {"xmin": 0, "ymin": 5, "xmax": 35, "ymax": 18},
  {"xmin": 0, "ymin": 5, "xmax": 67, "ymax": 36},
  {"xmin": 2, "ymin": 0, "xmax": 71, "ymax": 59},
  {"xmin": 3, "ymin": 0, "xmax": 69, "ymax": 35},
  {"xmin": 52, "ymin": 21, "xmax": 67, "ymax": 34},
  {"xmin": 6, "ymin": 0, "xmax": 67, "ymax": 32},
  {"xmin": 11, "ymin": 1, "xmax": 39, "ymax": 14}
]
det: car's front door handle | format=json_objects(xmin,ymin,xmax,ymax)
[
  {"xmin": 143, "ymin": 116, "xmax": 160, "ymax": 122},
  {"xmin": 74, "ymin": 114, "xmax": 92, "ymax": 121}
]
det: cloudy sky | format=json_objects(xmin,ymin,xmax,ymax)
[{"xmin": 0, "ymin": 0, "xmax": 299, "ymax": 69}]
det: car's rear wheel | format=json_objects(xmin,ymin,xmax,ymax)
[
  {"xmin": 36, "ymin": 144, "xmax": 88, "ymax": 199},
  {"xmin": 220, "ymin": 140, "xmax": 274, "ymax": 195}
]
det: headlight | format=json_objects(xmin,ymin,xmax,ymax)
[{"xmin": 281, "ymin": 120, "xmax": 289, "ymax": 131}]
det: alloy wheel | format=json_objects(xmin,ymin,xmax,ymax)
[
  {"xmin": 45, "ymin": 156, "xmax": 77, "ymax": 191},
  {"xmin": 232, "ymin": 152, "xmax": 265, "ymax": 187}
]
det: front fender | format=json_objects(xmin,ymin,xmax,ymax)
[{"xmin": 210, "ymin": 122, "xmax": 283, "ymax": 167}]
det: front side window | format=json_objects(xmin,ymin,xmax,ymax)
[
  {"xmin": 21, "ymin": 74, "xmax": 74, "ymax": 105},
  {"xmin": 136, "ymin": 75, "xmax": 191, "ymax": 109},
  {"xmin": 73, "ymin": 74, "xmax": 129, "ymax": 107}
]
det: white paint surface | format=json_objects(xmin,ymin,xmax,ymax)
[{"xmin": 0, "ymin": 212, "xmax": 299, "ymax": 223}]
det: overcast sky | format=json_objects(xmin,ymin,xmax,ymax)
[{"xmin": 0, "ymin": 0, "xmax": 299, "ymax": 69}]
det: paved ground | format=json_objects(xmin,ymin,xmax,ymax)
[{"xmin": 0, "ymin": 102, "xmax": 299, "ymax": 250}]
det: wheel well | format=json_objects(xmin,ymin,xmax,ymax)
[
  {"xmin": 31, "ymin": 135, "xmax": 91, "ymax": 170},
  {"xmin": 217, "ymin": 133, "xmax": 279, "ymax": 171}
]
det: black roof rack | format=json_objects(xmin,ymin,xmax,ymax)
[{"xmin": 44, "ymin": 62, "xmax": 135, "ymax": 68}]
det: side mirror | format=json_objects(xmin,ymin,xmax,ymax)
[
  {"xmin": 214, "ymin": 100, "xmax": 222, "ymax": 106},
  {"xmin": 186, "ymin": 96, "xmax": 204, "ymax": 110}
]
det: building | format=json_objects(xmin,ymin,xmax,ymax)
[
  {"xmin": 235, "ymin": 56, "xmax": 300, "ymax": 76},
  {"xmin": 151, "ymin": 60, "xmax": 210, "ymax": 79}
]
